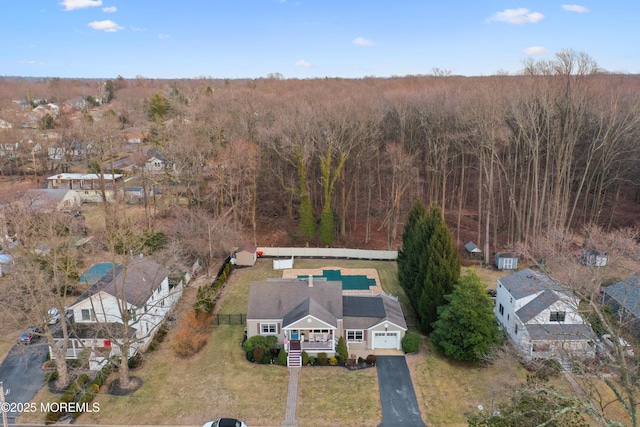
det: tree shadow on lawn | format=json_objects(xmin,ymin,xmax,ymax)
[{"xmin": 108, "ymin": 376, "xmax": 143, "ymax": 395}]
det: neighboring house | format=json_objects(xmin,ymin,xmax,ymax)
[
  {"xmin": 235, "ymin": 244, "xmax": 257, "ymax": 267},
  {"xmin": 603, "ymin": 273, "xmax": 640, "ymax": 337},
  {"xmin": 464, "ymin": 241, "xmax": 482, "ymax": 258},
  {"xmin": 143, "ymin": 149, "xmax": 174, "ymax": 174},
  {"xmin": 579, "ymin": 248, "xmax": 608, "ymax": 267},
  {"xmin": 124, "ymin": 132, "xmax": 148, "ymax": 144},
  {"xmin": 494, "ymin": 268, "xmax": 594, "ymax": 361},
  {"xmin": 246, "ymin": 277, "xmax": 407, "ymax": 366},
  {"xmin": 495, "ymin": 252, "xmax": 519, "ymax": 270},
  {"xmin": 21, "ymin": 189, "xmax": 82, "ymax": 212},
  {"xmin": 47, "ymin": 173, "xmax": 124, "ymax": 203},
  {"xmin": 52, "ymin": 258, "xmax": 185, "ymax": 369}
]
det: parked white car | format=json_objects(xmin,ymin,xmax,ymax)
[
  {"xmin": 45, "ymin": 307, "xmax": 73, "ymax": 325},
  {"xmin": 602, "ymin": 334, "xmax": 635, "ymax": 357}
]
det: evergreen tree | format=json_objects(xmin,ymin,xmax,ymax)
[
  {"xmin": 148, "ymin": 92, "xmax": 170, "ymax": 122},
  {"xmin": 430, "ymin": 270, "xmax": 499, "ymax": 361},
  {"xmin": 418, "ymin": 204, "xmax": 460, "ymax": 333},
  {"xmin": 397, "ymin": 200, "xmax": 428, "ymax": 313}
]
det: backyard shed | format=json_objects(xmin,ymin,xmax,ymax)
[
  {"xmin": 495, "ymin": 252, "xmax": 519, "ymax": 270},
  {"xmin": 579, "ymin": 248, "xmax": 608, "ymax": 267},
  {"xmin": 235, "ymin": 244, "xmax": 257, "ymax": 267},
  {"xmin": 464, "ymin": 241, "xmax": 482, "ymax": 258}
]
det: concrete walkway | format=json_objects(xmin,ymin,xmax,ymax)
[{"xmin": 281, "ymin": 367, "xmax": 300, "ymax": 426}]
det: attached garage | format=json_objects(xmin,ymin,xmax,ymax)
[{"xmin": 373, "ymin": 331, "xmax": 400, "ymax": 349}]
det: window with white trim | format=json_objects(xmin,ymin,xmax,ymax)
[
  {"xmin": 260, "ymin": 323, "xmax": 277, "ymax": 334},
  {"xmin": 81, "ymin": 308, "xmax": 95, "ymax": 321},
  {"xmin": 347, "ymin": 330, "xmax": 364, "ymax": 342}
]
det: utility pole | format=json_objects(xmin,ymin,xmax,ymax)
[{"xmin": 0, "ymin": 382, "xmax": 8, "ymax": 427}]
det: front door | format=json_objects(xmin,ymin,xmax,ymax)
[{"xmin": 290, "ymin": 330, "xmax": 299, "ymax": 340}]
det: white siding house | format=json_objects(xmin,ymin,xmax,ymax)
[
  {"xmin": 53, "ymin": 258, "xmax": 184, "ymax": 369},
  {"xmin": 494, "ymin": 268, "xmax": 594, "ymax": 361}
]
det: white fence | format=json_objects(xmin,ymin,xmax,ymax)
[
  {"xmin": 257, "ymin": 247, "xmax": 397, "ymax": 260},
  {"xmin": 273, "ymin": 256, "xmax": 295, "ymax": 270}
]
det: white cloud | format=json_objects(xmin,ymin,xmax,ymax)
[
  {"xmin": 131, "ymin": 27, "xmax": 146, "ymax": 32},
  {"xmin": 488, "ymin": 8, "xmax": 544, "ymax": 24},
  {"xmin": 20, "ymin": 60, "xmax": 45, "ymax": 65},
  {"xmin": 353, "ymin": 37, "xmax": 375, "ymax": 47},
  {"xmin": 562, "ymin": 4, "xmax": 589, "ymax": 13},
  {"xmin": 294, "ymin": 60, "xmax": 313, "ymax": 68},
  {"xmin": 87, "ymin": 20, "xmax": 123, "ymax": 32},
  {"xmin": 102, "ymin": 6, "xmax": 117, "ymax": 13},
  {"xmin": 523, "ymin": 46, "xmax": 548, "ymax": 55},
  {"xmin": 60, "ymin": 0, "xmax": 102, "ymax": 11},
  {"xmin": 158, "ymin": 33, "xmax": 170, "ymax": 39}
]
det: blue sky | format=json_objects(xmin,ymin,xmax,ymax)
[{"xmin": 1, "ymin": 1, "xmax": 638, "ymax": 79}]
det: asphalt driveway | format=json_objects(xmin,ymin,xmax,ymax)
[
  {"xmin": 0, "ymin": 341, "xmax": 48, "ymax": 423},
  {"xmin": 376, "ymin": 355, "xmax": 426, "ymax": 427}
]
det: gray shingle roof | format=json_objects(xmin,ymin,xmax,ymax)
[
  {"xmin": 498, "ymin": 268, "xmax": 570, "ymax": 300},
  {"xmin": 101, "ymin": 258, "xmax": 170, "ymax": 307},
  {"xmin": 526, "ymin": 323, "xmax": 594, "ymax": 342},
  {"xmin": 464, "ymin": 241, "xmax": 482, "ymax": 253},
  {"xmin": 516, "ymin": 290, "xmax": 560, "ymax": 323},
  {"xmin": 604, "ymin": 273, "xmax": 640, "ymax": 318},
  {"xmin": 342, "ymin": 295, "xmax": 407, "ymax": 330},
  {"xmin": 282, "ymin": 297, "xmax": 338, "ymax": 328},
  {"xmin": 247, "ymin": 278, "xmax": 343, "ymax": 320}
]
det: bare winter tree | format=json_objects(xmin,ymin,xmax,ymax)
[
  {"xmin": 0, "ymin": 205, "xmax": 86, "ymax": 389},
  {"xmin": 514, "ymin": 225, "xmax": 640, "ymax": 426}
]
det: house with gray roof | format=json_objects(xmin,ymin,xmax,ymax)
[
  {"xmin": 246, "ymin": 276, "xmax": 407, "ymax": 366},
  {"xmin": 603, "ymin": 273, "xmax": 640, "ymax": 336},
  {"xmin": 494, "ymin": 268, "xmax": 594, "ymax": 361},
  {"xmin": 59, "ymin": 257, "xmax": 184, "ymax": 368}
]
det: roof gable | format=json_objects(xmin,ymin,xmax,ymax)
[
  {"xmin": 515, "ymin": 290, "xmax": 560, "ymax": 323},
  {"xmin": 247, "ymin": 278, "xmax": 343, "ymax": 320},
  {"xmin": 283, "ymin": 297, "xmax": 338, "ymax": 328}
]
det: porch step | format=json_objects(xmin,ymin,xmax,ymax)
[{"xmin": 288, "ymin": 355, "xmax": 302, "ymax": 367}]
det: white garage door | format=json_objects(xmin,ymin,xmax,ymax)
[{"xmin": 373, "ymin": 331, "xmax": 399, "ymax": 349}]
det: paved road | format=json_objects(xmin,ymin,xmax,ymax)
[
  {"xmin": 0, "ymin": 340, "xmax": 48, "ymax": 423},
  {"xmin": 376, "ymin": 356, "xmax": 426, "ymax": 427}
]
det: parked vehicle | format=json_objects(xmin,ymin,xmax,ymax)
[
  {"xmin": 17, "ymin": 327, "xmax": 41, "ymax": 345},
  {"xmin": 602, "ymin": 334, "xmax": 635, "ymax": 357},
  {"xmin": 202, "ymin": 418, "xmax": 247, "ymax": 427},
  {"xmin": 46, "ymin": 307, "xmax": 73, "ymax": 324}
]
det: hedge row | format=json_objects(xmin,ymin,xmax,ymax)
[{"xmin": 45, "ymin": 364, "xmax": 113, "ymax": 424}]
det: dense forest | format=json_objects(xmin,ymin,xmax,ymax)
[{"xmin": 1, "ymin": 50, "xmax": 639, "ymax": 261}]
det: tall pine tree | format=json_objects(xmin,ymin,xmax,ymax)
[
  {"xmin": 397, "ymin": 200, "xmax": 428, "ymax": 314},
  {"xmin": 418, "ymin": 204, "xmax": 460, "ymax": 334},
  {"xmin": 431, "ymin": 270, "xmax": 499, "ymax": 361}
]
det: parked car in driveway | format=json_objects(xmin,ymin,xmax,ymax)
[
  {"xmin": 17, "ymin": 327, "xmax": 41, "ymax": 345},
  {"xmin": 202, "ymin": 418, "xmax": 247, "ymax": 427},
  {"xmin": 602, "ymin": 334, "xmax": 635, "ymax": 357},
  {"xmin": 46, "ymin": 307, "xmax": 73, "ymax": 324}
]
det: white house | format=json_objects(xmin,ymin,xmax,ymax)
[
  {"xmin": 494, "ymin": 268, "xmax": 594, "ymax": 361},
  {"xmin": 47, "ymin": 173, "xmax": 124, "ymax": 203},
  {"xmin": 53, "ymin": 258, "xmax": 184, "ymax": 368}
]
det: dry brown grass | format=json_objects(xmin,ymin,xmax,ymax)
[
  {"xmin": 297, "ymin": 366, "xmax": 381, "ymax": 427},
  {"xmin": 408, "ymin": 338, "xmax": 528, "ymax": 427}
]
